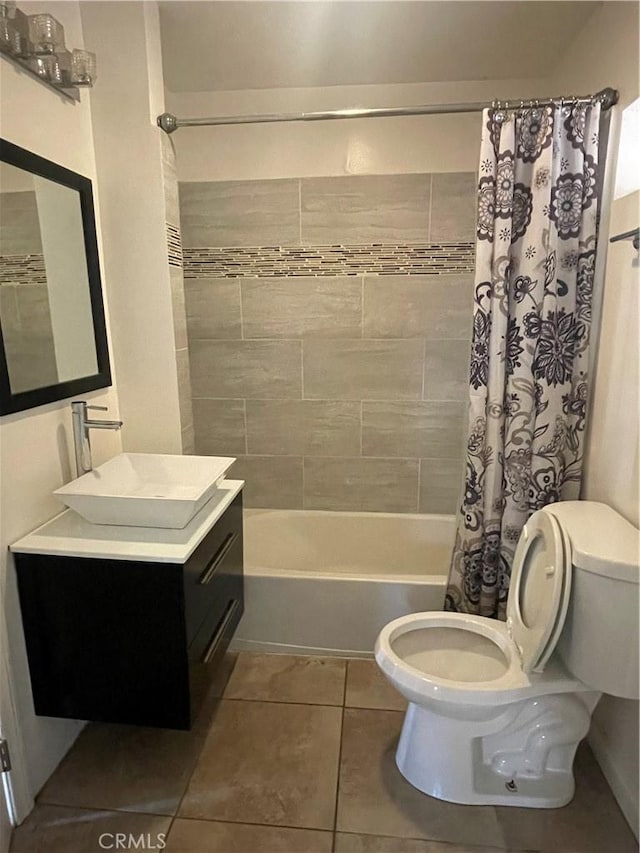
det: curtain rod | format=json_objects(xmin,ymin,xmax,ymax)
[{"xmin": 157, "ymin": 87, "xmax": 618, "ymax": 134}]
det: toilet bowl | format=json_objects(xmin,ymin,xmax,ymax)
[{"xmin": 375, "ymin": 501, "xmax": 639, "ymax": 808}]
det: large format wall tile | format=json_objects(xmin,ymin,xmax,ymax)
[
  {"xmin": 419, "ymin": 457, "xmax": 463, "ymax": 514},
  {"xmin": 303, "ymin": 340, "xmax": 424, "ymax": 401},
  {"xmin": 181, "ymin": 424, "xmax": 195, "ymax": 455},
  {"xmin": 179, "ymin": 171, "xmax": 477, "ymax": 514},
  {"xmin": 246, "ymin": 400, "xmax": 361, "ymax": 456},
  {"xmin": 304, "ymin": 457, "xmax": 419, "ymax": 513},
  {"xmin": 363, "ymin": 275, "xmax": 474, "ymax": 339},
  {"xmin": 170, "ymin": 266, "xmax": 188, "ymax": 350},
  {"xmin": 180, "ymin": 179, "xmax": 300, "ymax": 247},
  {"xmin": 190, "ymin": 340, "xmax": 302, "ymax": 399},
  {"xmin": 362, "ymin": 401, "xmax": 465, "ymax": 458},
  {"xmin": 241, "ymin": 277, "xmax": 362, "ymax": 338},
  {"xmin": 300, "ymin": 175, "xmax": 430, "ymax": 245},
  {"xmin": 229, "ymin": 455, "xmax": 303, "ymax": 508},
  {"xmin": 185, "ymin": 279, "xmax": 242, "ymax": 339},
  {"xmin": 424, "ymin": 339, "xmax": 470, "ymax": 401},
  {"xmin": 176, "ymin": 348, "xmax": 193, "ymax": 432},
  {"xmin": 430, "ymin": 173, "xmax": 477, "ymax": 242},
  {"xmin": 193, "ymin": 398, "xmax": 246, "ymax": 455},
  {"xmin": 0, "ymin": 190, "xmax": 43, "ymax": 254},
  {"xmin": 161, "ymin": 133, "xmax": 180, "ymax": 227}
]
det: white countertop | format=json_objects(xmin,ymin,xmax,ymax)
[{"xmin": 10, "ymin": 480, "xmax": 244, "ymax": 564}]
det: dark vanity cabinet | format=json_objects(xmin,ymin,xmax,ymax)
[{"xmin": 13, "ymin": 491, "xmax": 244, "ymax": 730}]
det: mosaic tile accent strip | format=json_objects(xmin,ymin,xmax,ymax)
[
  {"xmin": 0, "ymin": 254, "xmax": 47, "ymax": 285},
  {"xmin": 183, "ymin": 242, "xmax": 475, "ymax": 279},
  {"xmin": 166, "ymin": 222, "xmax": 183, "ymax": 268}
]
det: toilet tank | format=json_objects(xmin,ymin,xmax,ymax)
[{"xmin": 544, "ymin": 502, "xmax": 639, "ymax": 700}]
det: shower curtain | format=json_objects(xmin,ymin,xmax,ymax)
[{"xmin": 446, "ymin": 101, "xmax": 602, "ymax": 619}]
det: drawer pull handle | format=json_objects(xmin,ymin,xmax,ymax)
[
  {"xmin": 199, "ymin": 532, "xmax": 238, "ymax": 585},
  {"xmin": 202, "ymin": 599, "xmax": 240, "ymax": 664}
]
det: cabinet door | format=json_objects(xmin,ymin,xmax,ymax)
[
  {"xmin": 15, "ymin": 554, "xmax": 191, "ymax": 729},
  {"xmin": 189, "ymin": 530, "xmax": 244, "ymax": 664},
  {"xmin": 183, "ymin": 493, "xmax": 243, "ymax": 646}
]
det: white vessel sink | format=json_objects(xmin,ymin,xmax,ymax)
[{"xmin": 53, "ymin": 453, "xmax": 235, "ymax": 529}]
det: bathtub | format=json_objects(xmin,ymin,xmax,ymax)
[{"xmin": 232, "ymin": 509, "xmax": 454, "ymax": 657}]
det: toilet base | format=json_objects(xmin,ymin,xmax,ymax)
[{"xmin": 396, "ymin": 692, "xmax": 599, "ymax": 808}]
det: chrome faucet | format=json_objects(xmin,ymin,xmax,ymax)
[{"xmin": 71, "ymin": 400, "xmax": 123, "ymax": 476}]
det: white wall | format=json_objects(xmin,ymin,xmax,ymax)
[
  {"xmin": 81, "ymin": 1, "xmax": 183, "ymax": 454},
  {"xmin": 0, "ymin": 0, "xmax": 121, "ymax": 812},
  {"xmin": 551, "ymin": 0, "xmax": 640, "ymax": 837},
  {"xmin": 167, "ymin": 78, "xmax": 551, "ymax": 181}
]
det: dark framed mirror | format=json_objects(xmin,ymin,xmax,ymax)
[{"xmin": 0, "ymin": 138, "xmax": 111, "ymax": 415}]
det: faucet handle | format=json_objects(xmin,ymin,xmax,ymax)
[{"xmin": 86, "ymin": 405, "xmax": 108, "ymax": 412}]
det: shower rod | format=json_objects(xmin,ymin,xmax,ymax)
[{"xmin": 157, "ymin": 86, "xmax": 618, "ymax": 134}]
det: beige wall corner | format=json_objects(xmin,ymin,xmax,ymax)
[{"xmin": 82, "ymin": 0, "xmax": 183, "ymax": 453}]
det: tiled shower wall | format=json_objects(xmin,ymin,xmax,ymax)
[
  {"xmin": 0, "ymin": 190, "xmax": 58, "ymax": 392},
  {"xmin": 178, "ymin": 173, "xmax": 476, "ymax": 513}
]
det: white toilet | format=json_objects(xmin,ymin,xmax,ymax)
[{"xmin": 375, "ymin": 501, "xmax": 639, "ymax": 808}]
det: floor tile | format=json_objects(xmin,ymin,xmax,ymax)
[
  {"xmin": 179, "ymin": 699, "xmax": 342, "ymax": 829},
  {"xmin": 495, "ymin": 741, "xmax": 638, "ymax": 852},
  {"xmin": 224, "ymin": 652, "xmax": 346, "ymax": 705},
  {"xmin": 345, "ymin": 660, "xmax": 407, "ymax": 711},
  {"xmin": 191, "ymin": 651, "xmax": 239, "ymax": 732},
  {"xmin": 335, "ymin": 833, "xmax": 505, "ymax": 852},
  {"xmin": 37, "ymin": 722, "xmax": 204, "ymax": 816},
  {"xmin": 166, "ymin": 818, "xmax": 333, "ymax": 852},
  {"xmin": 9, "ymin": 804, "xmax": 170, "ymax": 853},
  {"xmin": 337, "ymin": 709, "xmax": 504, "ymax": 846}
]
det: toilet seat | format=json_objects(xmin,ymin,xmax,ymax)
[
  {"xmin": 507, "ymin": 509, "xmax": 572, "ymax": 673},
  {"xmin": 375, "ymin": 508, "xmax": 577, "ymax": 707},
  {"xmin": 375, "ymin": 611, "xmax": 582, "ymax": 707}
]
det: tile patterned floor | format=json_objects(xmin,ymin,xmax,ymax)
[{"xmin": 11, "ymin": 653, "xmax": 638, "ymax": 853}]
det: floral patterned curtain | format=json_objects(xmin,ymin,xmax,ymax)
[{"xmin": 446, "ymin": 102, "xmax": 601, "ymax": 620}]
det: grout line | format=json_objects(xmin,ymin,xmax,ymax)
[
  {"xmin": 332, "ymin": 706, "xmax": 346, "ymax": 841},
  {"xmin": 333, "ymin": 661, "xmax": 349, "ymax": 846},
  {"xmin": 171, "ymin": 813, "xmax": 335, "ymax": 834},
  {"xmin": 219, "ymin": 695, "xmax": 405, "ymax": 712},
  {"xmin": 32, "ymin": 801, "xmax": 174, "ymax": 819},
  {"xmin": 163, "ymin": 814, "xmax": 498, "ymax": 853}
]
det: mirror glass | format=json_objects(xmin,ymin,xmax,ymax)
[
  {"xmin": 0, "ymin": 139, "xmax": 110, "ymax": 415},
  {"xmin": 0, "ymin": 161, "xmax": 98, "ymax": 393}
]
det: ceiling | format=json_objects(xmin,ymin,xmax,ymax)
[{"xmin": 159, "ymin": 1, "xmax": 601, "ymax": 93}]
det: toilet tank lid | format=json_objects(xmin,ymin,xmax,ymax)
[{"xmin": 543, "ymin": 501, "xmax": 639, "ymax": 583}]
